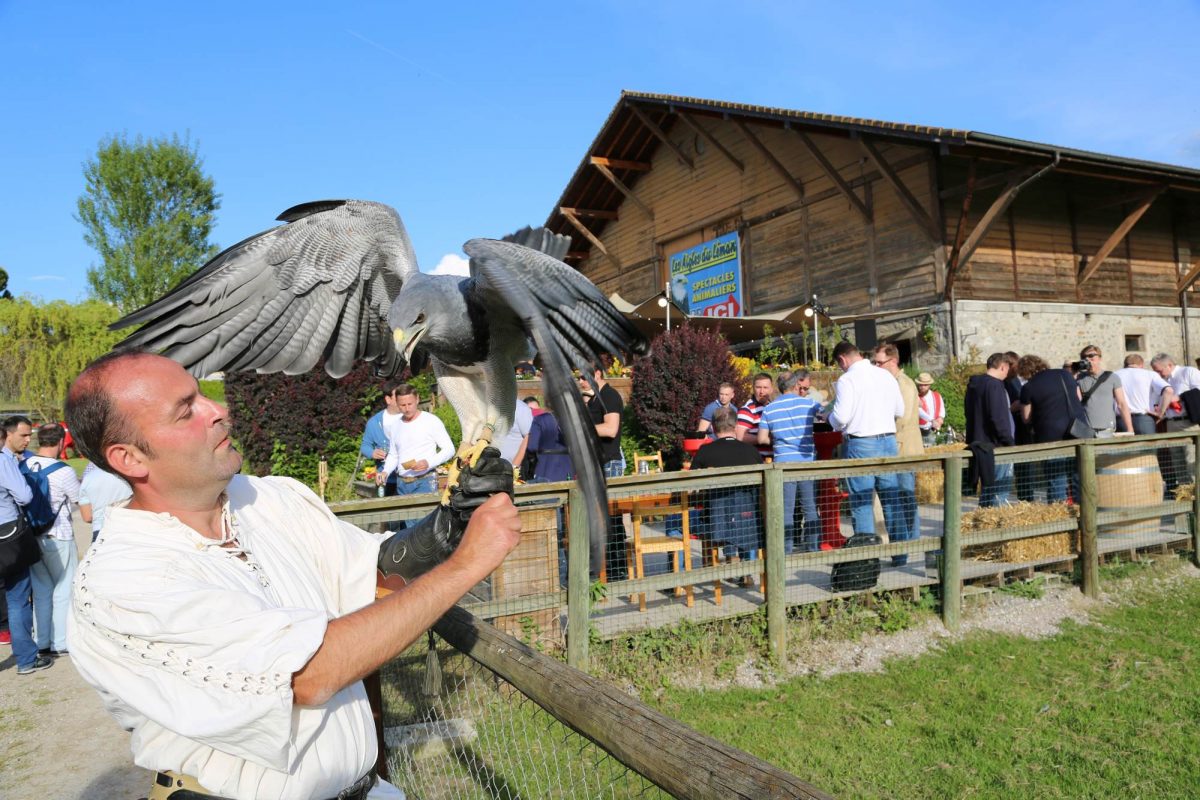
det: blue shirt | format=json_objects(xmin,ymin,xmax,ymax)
[
  {"xmin": 0, "ymin": 446, "xmax": 33, "ymax": 524},
  {"xmin": 759, "ymin": 394, "xmax": 818, "ymax": 462},
  {"xmin": 701, "ymin": 400, "xmax": 734, "ymax": 439},
  {"xmin": 360, "ymin": 410, "xmax": 388, "ymax": 466},
  {"xmin": 528, "ymin": 412, "xmax": 574, "ymax": 482},
  {"xmin": 78, "ymin": 462, "xmax": 133, "ymax": 535}
]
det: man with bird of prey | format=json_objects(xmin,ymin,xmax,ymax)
[{"xmin": 64, "ymin": 200, "xmax": 646, "ymax": 799}]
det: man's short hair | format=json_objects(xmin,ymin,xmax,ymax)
[
  {"xmin": 36, "ymin": 423, "xmax": 65, "ymax": 449},
  {"xmin": 1150, "ymin": 352, "xmax": 1174, "ymax": 369},
  {"xmin": 1080, "ymin": 344, "xmax": 1101, "ymax": 359},
  {"xmin": 1017, "ymin": 354, "xmax": 1049, "ymax": 380},
  {"xmin": 1124, "ymin": 354, "xmax": 1144, "ymax": 367},
  {"xmin": 392, "ymin": 383, "xmax": 418, "ymax": 398},
  {"xmin": 832, "ymin": 340, "xmax": 858, "ymax": 361},
  {"xmin": 65, "ymin": 348, "xmax": 156, "ymax": 473},
  {"xmin": 776, "ymin": 371, "xmax": 802, "ymax": 394},
  {"xmin": 986, "ymin": 352, "xmax": 1007, "ymax": 370},
  {"xmin": 753, "ymin": 372, "xmax": 773, "ymax": 385},
  {"xmin": 2, "ymin": 415, "xmax": 32, "ymax": 436},
  {"xmin": 384, "ymin": 381, "xmax": 409, "ymax": 398},
  {"xmin": 522, "ymin": 396, "xmax": 540, "ymax": 406},
  {"xmin": 1003, "ymin": 351, "xmax": 1019, "ymax": 368},
  {"xmin": 877, "ymin": 343, "xmax": 899, "ymax": 361},
  {"xmin": 711, "ymin": 406, "xmax": 738, "ymax": 433},
  {"xmin": 718, "ymin": 382, "xmax": 734, "ymax": 392}
]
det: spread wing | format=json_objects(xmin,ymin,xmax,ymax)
[
  {"xmin": 463, "ymin": 235, "xmax": 649, "ymax": 577},
  {"xmin": 111, "ymin": 200, "xmax": 417, "ymax": 379}
]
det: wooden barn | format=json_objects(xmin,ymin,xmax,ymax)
[{"xmin": 544, "ymin": 91, "xmax": 1200, "ymax": 367}]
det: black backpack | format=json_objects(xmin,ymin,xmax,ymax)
[{"xmin": 830, "ymin": 534, "xmax": 882, "ymax": 593}]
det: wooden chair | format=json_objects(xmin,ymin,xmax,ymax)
[
  {"xmin": 627, "ymin": 490, "xmax": 694, "ymax": 612},
  {"xmin": 633, "ymin": 451, "xmax": 664, "ymax": 474}
]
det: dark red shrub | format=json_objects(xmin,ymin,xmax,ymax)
[{"xmin": 629, "ymin": 323, "xmax": 750, "ymax": 453}]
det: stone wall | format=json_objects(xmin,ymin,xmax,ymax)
[{"xmin": 953, "ymin": 299, "xmax": 1200, "ymax": 368}]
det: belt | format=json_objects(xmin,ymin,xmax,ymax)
[
  {"xmin": 399, "ymin": 472, "xmax": 436, "ymax": 484},
  {"xmin": 847, "ymin": 432, "xmax": 893, "ymax": 439},
  {"xmin": 153, "ymin": 770, "xmax": 376, "ymax": 800}
]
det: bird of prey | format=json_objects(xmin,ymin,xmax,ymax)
[{"xmin": 112, "ymin": 199, "xmax": 648, "ymax": 575}]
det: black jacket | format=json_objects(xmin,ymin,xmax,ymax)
[{"xmin": 965, "ymin": 374, "xmax": 1016, "ymax": 448}]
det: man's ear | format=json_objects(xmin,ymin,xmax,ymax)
[{"xmin": 105, "ymin": 443, "xmax": 149, "ymax": 481}]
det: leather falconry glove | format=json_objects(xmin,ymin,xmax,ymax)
[{"xmin": 377, "ymin": 447, "xmax": 514, "ymax": 590}]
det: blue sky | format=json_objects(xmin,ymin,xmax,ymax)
[{"xmin": 2, "ymin": 0, "xmax": 1197, "ymax": 302}]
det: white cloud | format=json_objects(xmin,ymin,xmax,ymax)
[
  {"xmin": 428, "ymin": 253, "xmax": 470, "ymax": 276},
  {"xmin": 29, "ymin": 274, "xmax": 65, "ymax": 282}
]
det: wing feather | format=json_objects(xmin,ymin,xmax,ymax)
[
  {"xmin": 463, "ymin": 236, "xmax": 648, "ymax": 578},
  {"xmin": 112, "ymin": 199, "xmax": 417, "ymax": 379}
]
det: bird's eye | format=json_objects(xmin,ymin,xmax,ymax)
[{"xmin": 414, "ymin": 313, "xmax": 426, "ymax": 325}]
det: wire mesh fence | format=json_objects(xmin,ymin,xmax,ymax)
[{"xmin": 381, "ymin": 634, "xmax": 667, "ymax": 800}]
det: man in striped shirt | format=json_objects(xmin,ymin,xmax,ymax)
[
  {"xmin": 736, "ymin": 372, "xmax": 775, "ymax": 461},
  {"xmin": 758, "ymin": 371, "xmax": 821, "ymax": 552}
]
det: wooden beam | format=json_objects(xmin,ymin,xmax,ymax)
[
  {"xmin": 559, "ymin": 207, "xmax": 621, "ymax": 269},
  {"xmin": 1078, "ymin": 187, "xmax": 1165, "ymax": 284},
  {"xmin": 560, "ymin": 207, "xmax": 618, "ymax": 220},
  {"xmin": 943, "ymin": 159, "xmax": 977, "ymax": 298},
  {"xmin": 674, "ymin": 111, "xmax": 745, "ymax": 172},
  {"xmin": 857, "ymin": 136, "xmax": 939, "ymax": 241},
  {"xmin": 1077, "ymin": 183, "xmax": 1169, "ymax": 214},
  {"xmin": 626, "ymin": 103, "xmax": 694, "ymax": 169},
  {"xmin": 734, "ymin": 120, "xmax": 804, "ymax": 202},
  {"xmin": 952, "ymin": 164, "xmax": 1053, "ymax": 280},
  {"xmin": 589, "ymin": 156, "xmax": 651, "ymax": 172},
  {"xmin": 940, "ymin": 166, "xmax": 1039, "ymax": 199},
  {"xmin": 1178, "ymin": 259, "xmax": 1200, "ymax": 293},
  {"xmin": 566, "ymin": 250, "xmax": 589, "ymax": 260},
  {"xmin": 590, "ymin": 161, "xmax": 654, "ymax": 220},
  {"xmin": 793, "ymin": 129, "xmax": 871, "ymax": 223}
]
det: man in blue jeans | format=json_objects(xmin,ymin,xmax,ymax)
[
  {"xmin": 1, "ymin": 416, "xmax": 51, "ymax": 674},
  {"xmin": 758, "ymin": 371, "xmax": 821, "ymax": 552},
  {"xmin": 826, "ymin": 342, "xmax": 906, "ymax": 551}
]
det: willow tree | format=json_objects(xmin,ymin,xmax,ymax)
[
  {"xmin": 76, "ymin": 134, "xmax": 220, "ymax": 312},
  {"xmin": 0, "ymin": 298, "xmax": 123, "ymax": 418}
]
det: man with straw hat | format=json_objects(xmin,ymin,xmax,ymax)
[{"xmin": 915, "ymin": 373, "xmax": 944, "ymax": 447}]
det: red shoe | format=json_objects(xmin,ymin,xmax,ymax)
[{"xmin": 0, "ymin": 630, "xmax": 11, "ymax": 646}]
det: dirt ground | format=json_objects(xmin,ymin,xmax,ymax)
[{"xmin": 0, "ymin": 511, "xmax": 148, "ymax": 800}]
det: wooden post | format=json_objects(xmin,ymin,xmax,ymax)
[
  {"xmin": 764, "ymin": 465, "xmax": 786, "ymax": 660},
  {"xmin": 1192, "ymin": 433, "xmax": 1200, "ymax": 568},
  {"xmin": 1077, "ymin": 441, "xmax": 1100, "ymax": 599},
  {"xmin": 566, "ymin": 487, "xmax": 591, "ymax": 670},
  {"xmin": 940, "ymin": 454, "xmax": 963, "ymax": 631}
]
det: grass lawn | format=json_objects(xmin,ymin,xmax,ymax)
[{"xmin": 654, "ymin": 566, "xmax": 1200, "ymax": 799}]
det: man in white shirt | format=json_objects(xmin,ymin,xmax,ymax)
[
  {"xmin": 496, "ymin": 397, "xmax": 534, "ymax": 474},
  {"xmin": 25, "ymin": 423, "xmax": 80, "ymax": 657},
  {"xmin": 1118, "ymin": 354, "xmax": 1173, "ymax": 435},
  {"xmin": 1150, "ymin": 352, "xmax": 1200, "ymax": 493},
  {"xmin": 65, "ymin": 350, "xmax": 520, "ymax": 800},
  {"xmin": 378, "ymin": 385, "xmax": 455, "ymax": 496},
  {"xmin": 827, "ymin": 341, "xmax": 906, "ymax": 546}
]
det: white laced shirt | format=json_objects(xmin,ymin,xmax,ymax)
[{"xmin": 68, "ymin": 475, "xmax": 403, "ymax": 800}]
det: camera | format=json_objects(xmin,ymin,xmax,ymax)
[{"xmin": 1072, "ymin": 359, "xmax": 1090, "ymax": 373}]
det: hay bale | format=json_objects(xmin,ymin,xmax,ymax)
[
  {"xmin": 961, "ymin": 501, "xmax": 1078, "ymax": 562},
  {"xmin": 1174, "ymin": 483, "xmax": 1195, "ymax": 503},
  {"xmin": 915, "ymin": 443, "xmax": 967, "ymax": 504}
]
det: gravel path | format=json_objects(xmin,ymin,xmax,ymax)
[{"xmin": 0, "ymin": 512, "xmax": 148, "ymax": 800}]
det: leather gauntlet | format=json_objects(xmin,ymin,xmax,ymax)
[{"xmin": 377, "ymin": 447, "xmax": 514, "ymax": 589}]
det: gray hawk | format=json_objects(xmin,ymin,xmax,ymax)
[{"xmin": 111, "ymin": 199, "xmax": 648, "ymax": 576}]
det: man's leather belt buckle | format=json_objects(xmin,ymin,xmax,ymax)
[
  {"xmin": 152, "ymin": 770, "xmax": 376, "ymax": 800},
  {"xmin": 848, "ymin": 432, "xmax": 891, "ymax": 439},
  {"xmin": 399, "ymin": 472, "xmax": 432, "ymax": 483}
]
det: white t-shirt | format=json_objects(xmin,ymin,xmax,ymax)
[
  {"xmin": 68, "ymin": 475, "xmax": 403, "ymax": 800},
  {"xmin": 380, "ymin": 410, "xmax": 405, "ymax": 449},
  {"xmin": 24, "ymin": 455, "xmax": 80, "ymax": 542},
  {"xmin": 78, "ymin": 462, "xmax": 133, "ymax": 536},
  {"xmin": 1114, "ymin": 367, "xmax": 1169, "ymax": 416},
  {"xmin": 497, "ymin": 400, "xmax": 534, "ymax": 464},
  {"xmin": 828, "ymin": 359, "xmax": 905, "ymax": 437},
  {"xmin": 381, "ymin": 411, "xmax": 454, "ymax": 478},
  {"xmin": 1166, "ymin": 365, "xmax": 1200, "ymax": 418}
]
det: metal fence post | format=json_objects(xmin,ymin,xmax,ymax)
[
  {"xmin": 940, "ymin": 454, "xmax": 963, "ymax": 631},
  {"xmin": 566, "ymin": 486, "xmax": 591, "ymax": 670},
  {"xmin": 764, "ymin": 465, "xmax": 786, "ymax": 661},
  {"xmin": 1077, "ymin": 441, "xmax": 1099, "ymax": 599}
]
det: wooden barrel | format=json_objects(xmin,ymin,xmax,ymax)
[{"xmin": 1095, "ymin": 452, "xmax": 1163, "ymax": 536}]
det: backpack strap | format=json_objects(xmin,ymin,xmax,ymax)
[{"xmin": 1080, "ymin": 371, "xmax": 1113, "ymax": 406}]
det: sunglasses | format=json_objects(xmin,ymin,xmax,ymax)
[{"xmin": 1084, "ymin": 353, "xmax": 1100, "ymax": 360}]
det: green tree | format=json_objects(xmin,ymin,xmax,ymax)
[
  {"xmin": 0, "ymin": 298, "xmax": 124, "ymax": 418},
  {"xmin": 76, "ymin": 134, "xmax": 220, "ymax": 312},
  {"xmin": 0, "ymin": 267, "xmax": 12, "ymax": 300}
]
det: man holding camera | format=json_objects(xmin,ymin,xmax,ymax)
[{"xmin": 1074, "ymin": 345, "xmax": 1133, "ymax": 438}]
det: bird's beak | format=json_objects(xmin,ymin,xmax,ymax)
[{"xmin": 394, "ymin": 327, "xmax": 425, "ymax": 361}]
